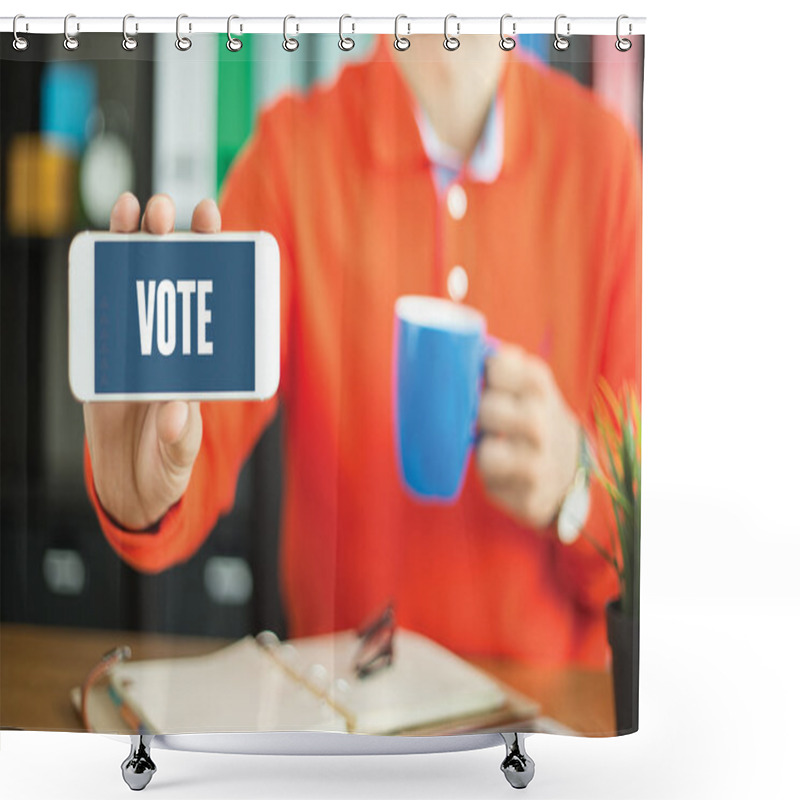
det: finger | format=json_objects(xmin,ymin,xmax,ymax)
[
  {"xmin": 486, "ymin": 347, "xmax": 551, "ymax": 396},
  {"xmin": 475, "ymin": 435, "xmax": 534, "ymax": 488},
  {"xmin": 155, "ymin": 401, "xmax": 202, "ymax": 472},
  {"xmin": 191, "ymin": 198, "xmax": 222, "ymax": 233},
  {"xmin": 478, "ymin": 390, "xmax": 542, "ymax": 445},
  {"xmin": 141, "ymin": 194, "xmax": 176, "ymax": 235},
  {"xmin": 490, "ymin": 483, "xmax": 554, "ymax": 530},
  {"xmin": 484, "ymin": 483, "xmax": 529, "ymax": 519},
  {"xmin": 109, "ymin": 192, "xmax": 141, "ymax": 233},
  {"xmin": 485, "ymin": 346, "xmax": 527, "ymax": 394}
]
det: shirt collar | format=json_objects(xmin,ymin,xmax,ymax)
[
  {"xmin": 414, "ymin": 97, "xmax": 505, "ymax": 192},
  {"xmin": 360, "ymin": 36, "xmax": 532, "ymax": 179}
]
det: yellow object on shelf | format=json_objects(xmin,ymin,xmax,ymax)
[{"xmin": 6, "ymin": 133, "xmax": 78, "ymax": 237}]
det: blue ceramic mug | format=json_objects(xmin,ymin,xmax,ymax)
[{"xmin": 393, "ymin": 295, "xmax": 494, "ymax": 502}]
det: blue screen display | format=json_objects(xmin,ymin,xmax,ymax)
[{"xmin": 94, "ymin": 240, "xmax": 255, "ymax": 394}]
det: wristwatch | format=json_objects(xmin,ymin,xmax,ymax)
[{"xmin": 556, "ymin": 430, "xmax": 592, "ymax": 545}]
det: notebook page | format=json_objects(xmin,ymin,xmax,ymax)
[
  {"xmin": 109, "ymin": 637, "xmax": 347, "ymax": 734},
  {"xmin": 278, "ymin": 628, "xmax": 507, "ymax": 735}
]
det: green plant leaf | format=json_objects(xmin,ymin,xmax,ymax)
[
  {"xmin": 591, "ymin": 381, "xmax": 641, "ymax": 616},
  {"xmin": 580, "ymin": 530, "xmax": 621, "ymax": 577}
]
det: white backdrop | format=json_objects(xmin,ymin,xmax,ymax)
[{"xmin": 3, "ymin": 1, "xmax": 799, "ymax": 798}]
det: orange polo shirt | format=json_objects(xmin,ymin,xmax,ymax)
[{"xmin": 85, "ymin": 38, "xmax": 642, "ymax": 667}]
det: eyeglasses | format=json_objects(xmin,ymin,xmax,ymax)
[{"xmin": 352, "ymin": 602, "xmax": 396, "ymax": 679}]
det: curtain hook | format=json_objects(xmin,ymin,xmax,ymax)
[
  {"xmin": 553, "ymin": 14, "xmax": 570, "ymax": 51},
  {"xmin": 443, "ymin": 13, "xmax": 460, "ymax": 51},
  {"xmin": 499, "ymin": 14, "xmax": 516, "ymax": 51},
  {"xmin": 227, "ymin": 15, "xmax": 243, "ymax": 51},
  {"xmin": 616, "ymin": 14, "xmax": 632, "ymax": 52},
  {"xmin": 64, "ymin": 13, "xmax": 79, "ymax": 51},
  {"xmin": 394, "ymin": 15, "xmax": 410, "ymax": 51},
  {"xmin": 283, "ymin": 15, "xmax": 299, "ymax": 52},
  {"xmin": 122, "ymin": 14, "xmax": 138, "ymax": 51},
  {"xmin": 175, "ymin": 13, "xmax": 192, "ymax": 51},
  {"xmin": 13, "ymin": 15, "xmax": 29, "ymax": 51},
  {"xmin": 338, "ymin": 14, "xmax": 355, "ymax": 51}
]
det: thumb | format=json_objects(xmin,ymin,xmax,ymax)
[{"xmin": 155, "ymin": 401, "xmax": 202, "ymax": 472}]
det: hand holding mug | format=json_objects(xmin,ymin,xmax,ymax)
[{"xmin": 476, "ymin": 344, "xmax": 581, "ymax": 530}]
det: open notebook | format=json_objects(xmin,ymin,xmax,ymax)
[{"xmin": 78, "ymin": 628, "xmax": 540, "ymax": 736}]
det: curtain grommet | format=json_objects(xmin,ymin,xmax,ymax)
[
  {"xmin": 227, "ymin": 15, "xmax": 243, "ymax": 52},
  {"xmin": 499, "ymin": 14, "xmax": 516, "ymax": 51},
  {"xmin": 122, "ymin": 14, "xmax": 138, "ymax": 51},
  {"xmin": 394, "ymin": 15, "xmax": 410, "ymax": 51},
  {"xmin": 175, "ymin": 14, "xmax": 192, "ymax": 51},
  {"xmin": 338, "ymin": 14, "xmax": 355, "ymax": 51},
  {"xmin": 13, "ymin": 14, "xmax": 29, "ymax": 51},
  {"xmin": 443, "ymin": 14, "xmax": 460, "ymax": 51},
  {"xmin": 63, "ymin": 13, "xmax": 79, "ymax": 51},
  {"xmin": 553, "ymin": 14, "xmax": 570, "ymax": 51}
]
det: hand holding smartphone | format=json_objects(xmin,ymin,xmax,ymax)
[{"xmin": 77, "ymin": 193, "xmax": 279, "ymax": 532}]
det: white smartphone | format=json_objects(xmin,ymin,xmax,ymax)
[{"xmin": 68, "ymin": 231, "xmax": 280, "ymax": 402}]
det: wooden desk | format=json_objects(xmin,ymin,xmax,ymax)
[{"xmin": 0, "ymin": 623, "xmax": 614, "ymax": 735}]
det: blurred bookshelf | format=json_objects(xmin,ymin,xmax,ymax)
[{"xmin": 1, "ymin": 34, "xmax": 285, "ymax": 640}]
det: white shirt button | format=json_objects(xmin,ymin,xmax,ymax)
[
  {"xmin": 446, "ymin": 184, "xmax": 468, "ymax": 220},
  {"xmin": 447, "ymin": 265, "xmax": 469, "ymax": 302}
]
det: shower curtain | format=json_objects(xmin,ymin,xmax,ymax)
[{"xmin": 0, "ymin": 24, "xmax": 643, "ymax": 741}]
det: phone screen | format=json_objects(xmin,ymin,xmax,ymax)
[{"xmin": 94, "ymin": 240, "xmax": 256, "ymax": 394}]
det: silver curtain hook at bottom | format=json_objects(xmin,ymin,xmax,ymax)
[
  {"xmin": 394, "ymin": 15, "xmax": 410, "ymax": 51},
  {"xmin": 176, "ymin": 13, "xmax": 192, "ymax": 51},
  {"xmin": 338, "ymin": 14, "xmax": 355, "ymax": 51},
  {"xmin": 616, "ymin": 14, "xmax": 632, "ymax": 51},
  {"xmin": 553, "ymin": 14, "xmax": 570, "ymax": 51},
  {"xmin": 443, "ymin": 13, "xmax": 460, "ymax": 51},
  {"xmin": 64, "ymin": 13, "xmax": 79, "ymax": 51},
  {"xmin": 122, "ymin": 14, "xmax": 137, "ymax": 51},
  {"xmin": 227, "ymin": 15, "xmax": 243, "ymax": 51},
  {"xmin": 13, "ymin": 14, "xmax": 29, "ymax": 51},
  {"xmin": 500, "ymin": 14, "xmax": 516, "ymax": 51}
]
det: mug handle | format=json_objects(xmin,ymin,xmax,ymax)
[
  {"xmin": 472, "ymin": 334, "xmax": 501, "ymax": 445},
  {"xmin": 484, "ymin": 334, "xmax": 500, "ymax": 362}
]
